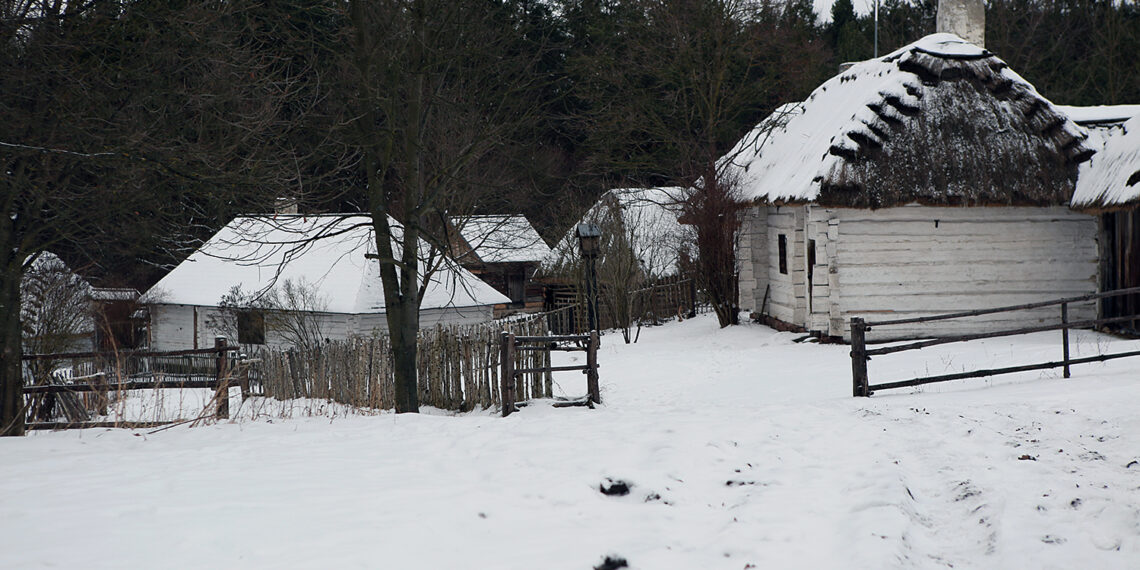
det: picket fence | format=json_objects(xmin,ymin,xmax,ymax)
[{"xmin": 255, "ymin": 313, "xmax": 554, "ymax": 412}]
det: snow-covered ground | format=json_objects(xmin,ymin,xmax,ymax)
[{"xmin": 3, "ymin": 315, "xmax": 1139, "ymax": 569}]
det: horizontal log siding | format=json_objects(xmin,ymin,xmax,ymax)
[
  {"xmin": 737, "ymin": 206, "xmax": 768, "ymax": 313},
  {"xmin": 150, "ymin": 304, "xmax": 496, "ymax": 351},
  {"xmin": 832, "ymin": 205, "xmax": 1098, "ymax": 340},
  {"xmin": 764, "ymin": 206, "xmax": 805, "ymax": 326}
]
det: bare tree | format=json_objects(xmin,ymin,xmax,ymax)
[
  {"xmin": 206, "ymin": 279, "xmax": 329, "ymax": 352},
  {"xmin": 565, "ymin": 0, "xmax": 828, "ymax": 327},
  {"xmin": 344, "ymin": 0, "xmax": 554, "ymax": 412},
  {"xmin": 1, "ymin": 0, "xmax": 305, "ymax": 435}
]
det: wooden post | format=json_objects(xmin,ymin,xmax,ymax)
[
  {"xmin": 1061, "ymin": 302, "xmax": 1071, "ymax": 379},
  {"xmin": 850, "ymin": 318, "xmax": 869, "ymax": 397},
  {"xmin": 239, "ymin": 355, "xmax": 251, "ymax": 401},
  {"xmin": 586, "ymin": 330, "xmax": 600, "ymax": 404},
  {"xmin": 214, "ymin": 337, "xmax": 229, "ymax": 419},
  {"xmin": 92, "ymin": 371, "xmax": 109, "ymax": 416},
  {"xmin": 500, "ymin": 332, "xmax": 515, "ymax": 417}
]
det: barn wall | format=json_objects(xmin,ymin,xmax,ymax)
[
  {"xmin": 352, "ymin": 305, "xmax": 494, "ymax": 337},
  {"xmin": 830, "ymin": 205, "xmax": 1099, "ymax": 340},
  {"xmin": 148, "ymin": 304, "xmax": 197, "ymax": 351},
  {"xmin": 764, "ymin": 206, "xmax": 808, "ymax": 326},
  {"xmin": 737, "ymin": 205, "xmax": 768, "ymax": 314}
]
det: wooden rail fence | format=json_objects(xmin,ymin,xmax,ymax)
[
  {"xmin": 851, "ymin": 286, "xmax": 1140, "ymax": 397},
  {"xmin": 255, "ymin": 312, "xmax": 554, "ymax": 412},
  {"xmin": 500, "ymin": 331, "xmax": 599, "ymax": 417},
  {"xmin": 21, "ymin": 337, "xmax": 250, "ymax": 430}
]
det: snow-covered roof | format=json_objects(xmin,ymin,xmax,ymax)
[
  {"xmin": 144, "ymin": 215, "xmax": 509, "ymax": 312},
  {"xmin": 544, "ymin": 187, "xmax": 692, "ymax": 278},
  {"xmin": 1072, "ymin": 115, "xmax": 1140, "ymax": 210},
  {"xmin": 451, "ymin": 215, "xmax": 551, "ymax": 264},
  {"xmin": 725, "ymin": 34, "xmax": 1092, "ymax": 208},
  {"xmin": 1055, "ymin": 105, "xmax": 1140, "ymax": 126}
]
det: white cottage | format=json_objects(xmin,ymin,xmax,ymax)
[
  {"xmin": 448, "ymin": 214, "xmax": 552, "ymax": 314},
  {"xmin": 544, "ymin": 187, "xmax": 693, "ymax": 280},
  {"xmin": 143, "ymin": 215, "xmax": 509, "ymax": 350},
  {"xmin": 1071, "ymin": 113, "xmax": 1140, "ymax": 329},
  {"xmin": 730, "ymin": 34, "xmax": 1098, "ymax": 340}
]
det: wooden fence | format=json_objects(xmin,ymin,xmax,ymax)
[
  {"xmin": 500, "ymin": 330, "xmax": 599, "ymax": 417},
  {"xmin": 851, "ymin": 286, "xmax": 1140, "ymax": 397},
  {"xmin": 20, "ymin": 338, "xmax": 244, "ymax": 429},
  {"xmin": 545, "ymin": 275, "xmax": 700, "ymax": 335},
  {"xmin": 255, "ymin": 313, "xmax": 554, "ymax": 412}
]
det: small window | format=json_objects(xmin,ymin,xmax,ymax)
[
  {"xmin": 778, "ymin": 234, "xmax": 788, "ymax": 275},
  {"xmin": 807, "ymin": 239, "xmax": 816, "ymax": 281},
  {"xmin": 237, "ymin": 310, "xmax": 265, "ymax": 345}
]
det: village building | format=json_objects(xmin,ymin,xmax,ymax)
[
  {"xmin": 1071, "ymin": 113, "xmax": 1140, "ymax": 332},
  {"xmin": 142, "ymin": 214, "xmax": 509, "ymax": 351},
  {"xmin": 448, "ymin": 214, "xmax": 551, "ymax": 317},
  {"xmin": 544, "ymin": 187, "xmax": 692, "ymax": 282},
  {"xmin": 541, "ymin": 187, "xmax": 695, "ymax": 332},
  {"xmin": 730, "ymin": 32, "xmax": 1098, "ymax": 340}
]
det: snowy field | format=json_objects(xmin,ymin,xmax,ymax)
[{"xmin": 3, "ymin": 315, "xmax": 1139, "ymax": 569}]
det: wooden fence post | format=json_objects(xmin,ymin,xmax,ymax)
[
  {"xmin": 215, "ymin": 337, "xmax": 229, "ymax": 419},
  {"xmin": 500, "ymin": 332, "xmax": 515, "ymax": 417},
  {"xmin": 850, "ymin": 318, "xmax": 870, "ymax": 397},
  {"xmin": 239, "ymin": 354, "xmax": 251, "ymax": 401},
  {"xmin": 92, "ymin": 371, "xmax": 109, "ymax": 416},
  {"xmin": 1061, "ymin": 302, "xmax": 1071, "ymax": 379},
  {"xmin": 586, "ymin": 330, "xmax": 600, "ymax": 404}
]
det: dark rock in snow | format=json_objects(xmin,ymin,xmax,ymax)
[
  {"xmin": 594, "ymin": 555, "xmax": 629, "ymax": 570},
  {"xmin": 599, "ymin": 478, "xmax": 631, "ymax": 496}
]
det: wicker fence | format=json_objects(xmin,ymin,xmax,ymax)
[{"xmin": 255, "ymin": 313, "xmax": 554, "ymax": 412}]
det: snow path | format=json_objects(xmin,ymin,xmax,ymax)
[{"xmin": 3, "ymin": 315, "xmax": 1139, "ymax": 569}]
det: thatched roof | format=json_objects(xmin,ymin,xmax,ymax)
[
  {"xmin": 726, "ymin": 34, "xmax": 1093, "ymax": 209},
  {"xmin": 1072, "ymin": 115, "xmax": 1140, "ymax": 211}
]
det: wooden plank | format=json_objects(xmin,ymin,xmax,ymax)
[
  {"xmin": 866, "ymin": 314, "xmax": 1140, "ymax": 356},
  {"xmin": 513, "ymin": 365, "xmax": 592, "ymax": 374},
  {"xmin": 869, "ymin": 349, "xmax": 1140, "ymax": 392},
  {"xmin": 862, "ymin": 287, "xmax": 1140, "ymax": 326},
  {"xmin": 27, "ymin": 421, "xmax": 179, "ymax": 431},
  {"xmin": 23, "ymin": 379, "xmax": 225, "ymax": 394},
  {"xmin": 21, "ymin": 345, "xmax": 229, "ymax": 361}
]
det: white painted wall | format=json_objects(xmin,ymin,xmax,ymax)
[
  {"xmin": 832, "ymin": 205, "xmax": 1098, "ymax": 339},
  {"xmin": 737, "ymin": 206, "xmax": 768, "ymax": 313},
  {"xmin": 149, "ymin": 303, "xmax": 497, "ymax": 351},
  {"xmin": 763, "ymin": 206, "xmax": 807, "ymax": 326},
  {"xmin": 739, "ymin": 204, "xmax": 1100, "ymax": 341}
]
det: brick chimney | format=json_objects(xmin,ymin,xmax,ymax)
[{"xmin": 937, "ymin": 0, "xmax": 985, "ymax": 48}]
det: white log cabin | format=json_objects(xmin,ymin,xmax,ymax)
[
  {"xmin": 142, "ymin": 215, "xmax": 509, "ymax": 351},
  {"xmin": 729, "ymin": 33, "xmax": 1100, "ymax": 341}
]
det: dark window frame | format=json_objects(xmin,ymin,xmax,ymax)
[
  {"xmin": 237, "ymin": 309, "xmax": 266, "ymax": 345},
  {"xmin": 778, "ymin": 234, "xmax": 788, "ymax": 275}
]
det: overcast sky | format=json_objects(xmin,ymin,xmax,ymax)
[{"xmin": 813, "ymin": 0, "xmax": 880, "ymax": 23}]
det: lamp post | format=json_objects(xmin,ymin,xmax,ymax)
[{"xmin": 575, "ymin": 223, "xmax": 601, "ymax": 333}]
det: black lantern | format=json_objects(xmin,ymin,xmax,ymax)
[
  {"xmin": 575, "ymin": 223, "xmax": 601, "ymax": 333},
  {"xmin": 575, "ymin": 223, "xmax": 601, "ymax": 257}
]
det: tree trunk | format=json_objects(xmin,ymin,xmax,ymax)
[
  {"xmin": 387, "ymin": 294, "xmax": 421, "ymax": 413},
  {"xmin": 0, "ymin": 227, "xmax": 25, "ymax": 436}
]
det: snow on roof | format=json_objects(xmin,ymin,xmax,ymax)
[
  {"xmin": 1072, "ymin": 115, "xmax": 1140, "ymax": 210},
  {"xmin": 725, "ymin": 34, "xmax": 1091, "ymax": 208},
  {"xmin": 91, "ymin": 288, "xmax": 140, "ymax": 302},
  {"xmin": 144, "ymin": 215, "xmax": 509, "ymax": 312},
  {"xmin": 1055, "ymin": 105, "xmax": 1140, "ymax": 126},
  {"xmin": 451, "ymin": 215, "xmax": 551, "ymax": 264},
  {"xmin": 544, "ymin": 187, "xmax": 692, "ymax": 278}
]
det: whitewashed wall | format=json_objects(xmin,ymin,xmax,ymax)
[
  {"xmin": 763, "ymin": 206, "xmax": 807, "ymax": 326},
  {"xmin": 736, "ymin": 206, "xmax": 768, "ymax": 313},
  {"xmin": 831, "ymin": 205, "xmax": 1098, "ymax": 340},
  {"xmin": 149, "ymin": 303, "xmax": 496, "ymax": 351},
  {"xmin": 739, "ymin": 204, "xmax": 1100, "ymax": 341}
]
